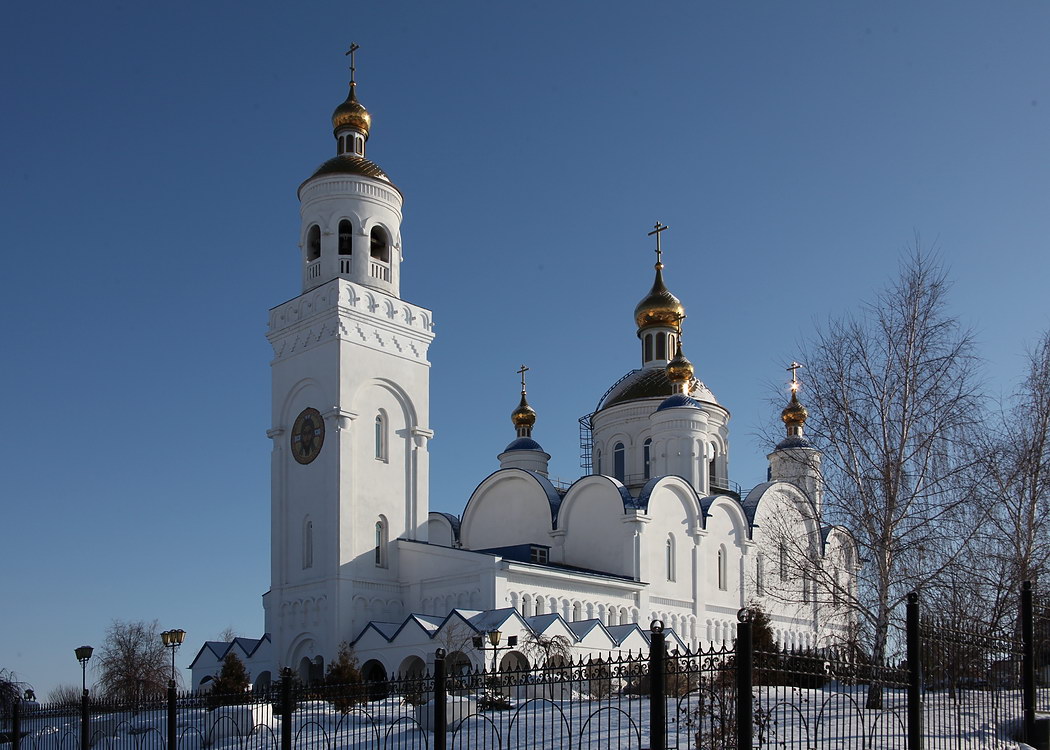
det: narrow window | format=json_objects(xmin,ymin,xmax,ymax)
[
  {"xmin": 370, "ymin": 226, "xmax": 390, "ymax": 263},
  {"xmin": 644, "ymin": 334, "xmax": 653, "ymax": 362},
  {"xmin": 354, "ymin": 136, "xmax": 364, "ymax": 155},
  {"xmin": 306, "ymin": 225, "xmax": 321, "ymax": 262},
  {"xmin": 708, "ymin": 457, "xmax": 718, "ymax": 489},
  {"xmin": 613, "ymin": 442, "xmax": 625, "ymax": 482},
  {"xmin": 718, "ymin": 546, "xmax": 727, "ymax": 591},
  {"xmin": 595, "ymin": 450, "xmax": 601, "ymax": 475},
  {"xmin": 303, "ymin": 519, "xmax": 313, "ymax": 570},
  {"xmin": 374, "ymin": 519, "xmax": 387, "ymax": 567},
  {"xmin": 338, "ymin": 220, "xmax": 352, "ymax": 255},
  {"xmin": 756, "ymin": 557, "xmax": 764, "ymax": 596},
  {"xmin": 643, "ymin": 438, "xmax": 652, "ymax": 479},
  {"xmin": 779, "ymin": 544, "xmax": 788, "ymax": 581},
  {"xmin": 666, "ymin": 536, "xmax": 675, "ymax": 581},
  {"xmin": 337, "ymin": 137, "xmax": 345, "ymax": 155},
  {"xmin": 655, "ymin": 333, "xmax": 666, "ymax": 361},
  {"xmin": 374, "ymin": 415, "xmax": 386, "ymax": 461}
]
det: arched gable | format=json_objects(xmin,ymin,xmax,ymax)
[
  {"xmin": 460, "ymin": 469, "xmax": 559, "ymax": 550},
  {"xmin": 558, "ymin": 475, "xmax": 635, "ymax": 577},
  {"xmin": 700, "ymin": 495, "xmax": 750, "ymax": 543},
  {"xmin": 426, "ymin": 512, "xmax": 460, "ymax": 548}
]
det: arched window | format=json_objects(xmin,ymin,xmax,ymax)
[
  {"xmin": 595, "ymin": 450, "xmax": 601, "ymax": 475},
  {"xmin": 338, "ymin": 220, "xmax": 352, "ymax": 255},
  {"xmin": 756, "ymin": 557, "xmax": 765, "ymax": 596},
  {"xmin": 708, "ymin": 456, "xmax": 718, "ymax": 489},
  {"xmin": 613, "ymin": 442, "xmax": 625, "ymax": 482},
  {"xmin": 666, "ymin": 535, "xmax": 675, "ymax": 581},
  {"xmin": 374, "ymin": 518, "xmax": 387, "ymax": 567},
  {"xmin": 644, "ymin": 334, "xmax": 653, "ymax": 362},
  {"xmin": 370, "ymin": 226, "xmax": 390, "ymax": 263},
  {"xmin": 302, "ymin": 518, "xmax": 313, "ymax": 570},
  {"xmin": 306, "ymin": 224, "xmax": 321, "ymax": 262},
  {"xmin": 374, "ymin": 414, "xmax": 386, "ymax": 461},
  {"xmin": 655, "ymin": 333, "xmax": 666, "ymax": 361},
  {"xmin": 779, "ymin": 544, "xmax": 788, "ymax": 581},
  {"xmin": 354, "ymin": 135, "xmax": 364, "ymax": 155},
  {"xmin": 643, "ymin": 438, "xmax": 652, "ymax": 479},
  {"xmin": 717, "ymin": 546, "xmax": 728, "ymax": 591},
  {"xmin": 572, "ymin": 601, "xmax": 582, "ymax": 621}
]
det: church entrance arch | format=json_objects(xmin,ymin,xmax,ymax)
[
  {"xmin": 361, "ymin": 659, "xmax": 389, "ymax": 701},
  {"xmin": 499, "ymin": 651, "xmax": 529, "ymax": 672},
  {"xmin": 397, "ymin": 655, "xmax": 426, "ymax": 678}
]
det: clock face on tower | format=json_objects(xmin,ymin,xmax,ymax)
[{"xmin": 291, "ymin": 408, "xmax": 325, "ymax": 465}]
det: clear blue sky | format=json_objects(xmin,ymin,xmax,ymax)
[{"xmin": 2, "ymin": 1, "xmax": 1047, "ymax": 697}]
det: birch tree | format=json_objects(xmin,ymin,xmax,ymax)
[{"xmin": 798, "ymin": 251, "xmax": 982, "ymax": 708}]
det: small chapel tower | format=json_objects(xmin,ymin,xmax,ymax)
[
  {"xmin": 768, "ymin": 364, "xmax": 824, "ymax": 513},
  {"xmin": 264, "ymin": 48, "xmax": 435, "ymax": 680},
  {"xmin": 498, "ymin": 365, "xmax": 551, "ymax": 475}
]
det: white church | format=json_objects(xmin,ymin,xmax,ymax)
[{"xmin": 190, "ymin": 56, "xmax": 857, "ymax": 689}]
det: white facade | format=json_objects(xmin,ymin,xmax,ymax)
[{"xmin": 190, "ymin": 65, "xmax": 857, "ymax": 690}]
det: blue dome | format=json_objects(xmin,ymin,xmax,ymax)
[
  {"xmin": 656, "ymin": 394, "xmax": 702, "ymax": 411},
  {"xmin": 776, "ymin": 436, "xmax": 813, "ymax": 450},
  {"xmin": 504, "ymin": 437, "xmax": 544, "ymax": 452}
]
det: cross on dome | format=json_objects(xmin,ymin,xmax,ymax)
[
  {"xmin": 787, "ymin": 361, "xmax": 803, "ymax": 391},
  {"xmin": 517, "ymin": 363, "xmax": 529, "ymax": 393},
  {"xmin": 648, "ymin": 221, "xmax": 668, "ymax": 268},
  {"xmin": 345, "ymin": 42, "xmax": 360, "ymax": 85}
]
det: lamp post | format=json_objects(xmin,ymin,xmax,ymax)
[
  {"xmin": 74, "ymin": 646, "xmax": 93, "ymax": 694},
  {"xmin": 160, "ymin": 629, "xmax": 186, "ymax": 687},
  {"xmin": 472, "ymin": 630, "xmax": 518, "ymax": 673},
  {"xmin": 75, "ymin": 645, "xmax": 93, "ymax": 750}
]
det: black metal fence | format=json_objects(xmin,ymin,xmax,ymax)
[{"xmin": 5, "ymin": 586, "xmax": 1049, "ymax": 750}]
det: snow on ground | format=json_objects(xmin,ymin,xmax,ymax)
[{"xmin": 10, "ymin": 686, "xmax": 1031, "ymax": 749}]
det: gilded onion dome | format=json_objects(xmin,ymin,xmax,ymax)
[
  {"xmin": 781, "ymin": 389, "xmax": 809, "ymax": 431},
  {"xmin": 665, "ymin": 341, "xmax": 694, "ymax": 390},
  {"xmin": 332, "ymin": 83, "xmax": 372, "ymax": 137},
  {"xmin": 634, "ymin": 262, "xmax": 685, "ymax": 332},
  {"xmin": 512, "ymin": 392, "xmax": 537, "ymax": 432}
]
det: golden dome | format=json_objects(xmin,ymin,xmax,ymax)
[
  {"xmin": 332, "ymin": 84, "xmax": 371, "ymax": 137},
  {"xmin": 634, "ymin": 264, "xmax": 685, "ymax": 331},
  {"xmin": 511, "ymin": 392, "xmax": 537, "ymax": 429},
  {"xmin": 666, "ymin": 343, "xmax": 694, "ymax": 386},
  {"xmin": 781, "ymin": 389, "xmax": 809, "ymax": 428}
]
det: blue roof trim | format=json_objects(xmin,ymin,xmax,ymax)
[
  {"xmin": 465, "ymin": 468, "xmax": 563, "ymax": 529},
  {"xmin": 503, "ymin": 437, "xmax": 545, "ymax": 452},
  {"xmin": 188, "ymin": 634, "xmax": 271, "ymax": 669},
  {"xmin": 740, "ymin": 482, "xmax": 775, "ymax": 526},
  {"xmin": 430, "ymin": 511, "xmax": 462, "ymax": 539}
]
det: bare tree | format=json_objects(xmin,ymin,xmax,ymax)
[
  {"xmin": 216, "ymin": 627, "xmax": 239, "ymax": 643},
  {"xmin": 796, "ymin": 250, "xmax": 983, "ymax": 707},
  {"xmin": 0, "ymin": 668, "xmax": 31, "ymax": 717},
  {"xmin": 46, "ymin": 684, "xmax": 82, "ymax": 707},
  {"xmin": 96, "ymin": 620, "xmax": 173, "ymax": 700},
  {"xmin": 967, "ymin": 330, "xmax": 1050, "ymax": 625}
]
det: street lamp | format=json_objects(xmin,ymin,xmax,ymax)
[
  {"xmin": 75, "ymin": 645, "xmax": 93, "ymax": 695},
  {"xmin": 160, "ymin": 629, "xmax": 186, "ymax": 687},
  {"xmin": 472, "ymin": 630, "xmax": 518, "ymax": 673}
]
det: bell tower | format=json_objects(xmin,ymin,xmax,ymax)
[{"xmin": 263, "ymin": 49, "xmax": 435, "ymax": 681}]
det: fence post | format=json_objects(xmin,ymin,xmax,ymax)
[
  {"xmin": 736, "ymin": 609, "xmax": 754, "ymax": 750},
  {"xmin": 11, "ymin": 696, "xmax": 20, "ymax": 750},
  {"xmin": 80, "ymin": 689, "xmax": 90, "ymax": 750},
  {"xmin": 1023, "ymin": 580, "xmax": 1036, "ymax": 745},
  {"xmin": 906, "ymin": 592, "xmax": 922, "ymax": 750},
  {"xmin": 649, "ymin": 620, "xmax": 666, "ymax": 750},
  {"xmin": 280, "ymin": 667, "xmax": 293, "ymax": 750},
  {"xmin": 433, "ymin": 648, "xmax": 447, "ymax": 750}
]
